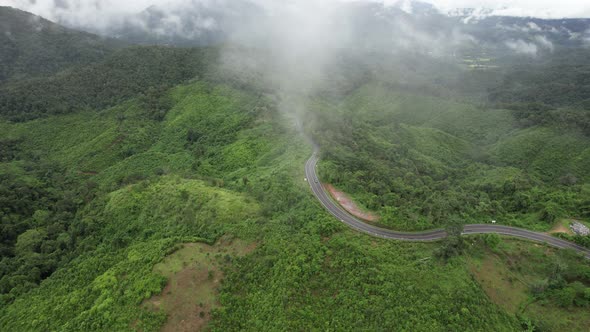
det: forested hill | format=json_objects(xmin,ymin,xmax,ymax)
[
  {"xmin": 0, "ymin": 8, "xmax": 243, "ymax": 123},
  {"xmin": 0, "ymin": 6, "xmax": 123, "ymax": 82},
  {"xmin": 0, "ymin": 46, "xmax": 219, "ymax": 122}
]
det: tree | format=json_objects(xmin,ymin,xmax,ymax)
[
  {"xmin": 483, "ymin": 233, "xmax": 501, "ymax": 250},
  {"xmin": 555, "ymin": 287, "xmax": 576, "ymax": 307},
  {"xmin": 540, "ymin": 201, "xmax": 562, "ymax": 224},
  {"xmin": 15, "ymin": 229, "xmax": 46, "ymax": 257},
  {"xmin": 435, "ymin": 219, "xmax": 465, "ymax": 261}
]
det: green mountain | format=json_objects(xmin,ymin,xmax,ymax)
[
  {"xmin": 0, "ymin": 46, "xmax": 218, "ymax": 121},
  {"xmin": 312, "ymin": 84, "xmax": 590, "ymax": 232},
  {"xmin": 1, "ymin": 7, "xmax": 589, "ymax": 332},
  {"xmin": 0, "ymin": 6, "xmax": 122, "ymax": 82}
]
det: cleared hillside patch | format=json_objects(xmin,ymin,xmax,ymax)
[
  {"xmin": 143, "ymin": 239, "xmax": 256, "ymax": 332},
  {"xmin": 468, "ymin": 239, "xmax": 590, "ymax": 332}
]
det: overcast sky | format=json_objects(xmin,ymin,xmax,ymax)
[{"xmin": 1, "ymin": 0, "xmax": 590, "ymax": 22}]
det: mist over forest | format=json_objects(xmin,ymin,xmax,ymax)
[{"xmin": 1, "ymin": 1, "xmax": 590, "ymax": 331}]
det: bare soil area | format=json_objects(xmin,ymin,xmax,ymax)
[
  {"xmin": 547, "ymin": 221, "xmax": 574, "ymax": 235},
  {"xmin": 143, "ymin": 238, "xmax": 256, "ymax": 331},
  {"xmin": 324, "ymin": 184, "xmax": 379, "ymax": 222}
]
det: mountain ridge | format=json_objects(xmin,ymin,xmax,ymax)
[{"xmin": 0, "ymin": 6, "xmax": 124, "ymax": 82}]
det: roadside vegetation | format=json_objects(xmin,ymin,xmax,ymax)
[
  {"xmin": 468, "ymin": 236, "xmax": 590, "ymax": 331},
  {"xmin": 312, "ymin": 84, "xmax": 590, "ymax": 233}
]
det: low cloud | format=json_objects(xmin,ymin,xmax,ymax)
[
  {"xmin": 504, "ymin": 34, "xmax": 554, "ymax": 56},
  {"xmin": 505, "ymin": 39, "xmax": 538, "ymax": 56},
  {"xmin": 497, "ymin": 22, "xmax": 547, "ymax": 34},
  {"xmin": 584, "ymin": 29, "xmax": 590, "ymax": 46},
  {"xmin": 2, "ymin": 0, "xmax": 145, "ymax": 30},
  {"xmin": 534, "ymin": 35, "xmax": 554, "ymax": 51},
  {"xmin": 422, "ymin": 0, "xmax": 590, "ymax": 19},
  {"xmin": 527, "ymin": 22, "xmax": 542, "ymax": 32},
  {"xmin": 5, "ymin": 0, "xmax": 590, "ymax": 30}
]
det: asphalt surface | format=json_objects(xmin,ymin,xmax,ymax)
[{"xmin": 305, "ymin": 153, "xmax": 590, "ymax": 259}]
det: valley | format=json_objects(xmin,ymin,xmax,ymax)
[{"xmin": 1, "ymin": 2, "xmax": 590, "ymax": 331}]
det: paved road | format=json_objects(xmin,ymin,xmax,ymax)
[{"xmin": 305, "ymin": 152, "xmax": 590, "ymax": 259}]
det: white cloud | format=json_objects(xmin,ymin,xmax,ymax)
[
  {"xmin": 0, "ymin": 0, "xmax": 148, "ymax": 29},
  {"xmin": 505, "ymin": 39, "xmax": 538, "ymax": 56},
  {"xmin": 527, "ymin": 22, "xmax": 541, "ymax": 31},
  {"xmin": 2, "ymin": 0, "xmax": 590, "ymax": 22},
  {"xmin": 496, "ymin": 22, "xmax": 545, "ymax": 33},
  {"xmin": 534, "ymin": 35, "xmax": 554, "ymax": 51},
  {"xmin": 416, "ymin": 0, "xmax": 590, "ymax": 19},
  {"xmin": 504, "ymin": 33, "xmax": 555, "ymax": 56}
]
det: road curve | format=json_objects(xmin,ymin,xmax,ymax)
[{"xmin": 305, "ymin": 152, "xmax": 590, "ymax": 259}]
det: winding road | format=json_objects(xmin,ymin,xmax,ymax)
[{"xmin": 305, "ymin": 152, "xmax": 590, "ymax": 259}]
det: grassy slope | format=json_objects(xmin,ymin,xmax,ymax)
[
  {"xmin": 468, "ymin": 239, "xmax": 590, "ymax": 332},
  {"xmin": 144, "ymin": 240, "xmax": 256, "ymax": 331}
]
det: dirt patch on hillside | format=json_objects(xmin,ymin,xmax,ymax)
[
  {"xmin": 324, "ymin": 184, "xmax": 379, "ymax": 222},
  {"xmin": 547, "ymin": 221, "xmax": 574, "ymax": 235},
  {"xmin": 142, "ymin": 238, "xmax": 256, "ymax": 332}
]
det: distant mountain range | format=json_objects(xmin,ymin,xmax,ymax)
[
  {"xmin": 82, "ymin": 1, "xmax": 590, "ymax": 54},
  {"xmin": 3, "ymin": 1, "xmax": 590, "ymax": 57},
  {"xmin": 102, "ymin": 0, "xmax": 265, "ymax": 46}
]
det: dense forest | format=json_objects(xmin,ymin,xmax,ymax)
[
  {"xmin": 0, "ymin": 46, "xmax": 220, "ymax": 122},
  {"xmin": 312, "ymin": 82, "xmax": 590, "ymax": 231},
  {"xmin": 0, "ymin": 5, "xmax": 589, "ymax": 332}
]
